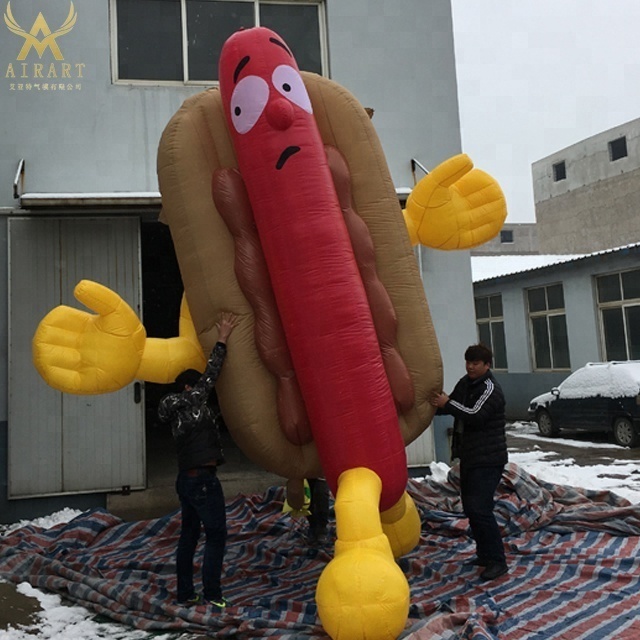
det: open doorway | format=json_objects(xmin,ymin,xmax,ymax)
[
  {"xmin": 140, "ymin": 219, "xmax": 182, "ymax": 498},
  {"xmin": 139, "ymin": 219, "xmax": 182, "ymax": 426}
]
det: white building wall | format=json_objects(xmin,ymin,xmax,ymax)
[
  {"xmin": 327, "ymin": 0, "xmax": 462, "ymax": 189},
  {"xmin": 2, "ymin": 0, "xmax": 463, "ymax": 204}
]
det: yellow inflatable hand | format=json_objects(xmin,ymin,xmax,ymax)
[
  {"xmin": 33, "ymin": 280, "xmax": 208, "ymax": 394},
  {"xmin": 32, "ymin": 280, "xmax": 147, "ymax": 394},
  {"xmin": 403, "ymin": 153, "xmax": 507, "ymax": 250},
  {"xmin": 136, "ymin": 295, "xmax": 206, "ymax": 384}
]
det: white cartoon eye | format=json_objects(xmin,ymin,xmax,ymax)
[
  {"xmin": 230, "ymin": 75, "xmax": 270, "ymax": 134},
  {"xmin": 272, "ymin": 65, "xmax": 312, "ymax": 114}
]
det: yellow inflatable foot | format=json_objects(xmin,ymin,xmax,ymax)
[{"xmin": 315, "ymin": 468, "xmax": 410, "ymax": 640}]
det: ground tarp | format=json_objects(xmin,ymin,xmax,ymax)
[{"xmin": 1, "ymin": 463, "xmax": 640, "ymax": 639}]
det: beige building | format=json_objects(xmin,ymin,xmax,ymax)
[
  {"xmin": 532, "ymin": 118, "xmax": 640, "ymax": 254},
  {"xmin": 471, "ymin": 222, "xmax": 538, "ymax": 255}
]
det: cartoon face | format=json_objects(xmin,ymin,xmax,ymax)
[{"xmin": 218, "ymin": 27, "xmax": 320, "ymax": 175}]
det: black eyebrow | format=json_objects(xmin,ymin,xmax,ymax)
[
  {"xmin": 269, "ymin": 37, "xmax": 292, "ymax": 57},
  {"xmin": 233, "ymin": 55, "xmax": 250, "ymax": 84}
]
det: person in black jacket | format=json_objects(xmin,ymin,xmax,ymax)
[
  {"xmin": 158, "ymin": 311, "xmax": 237, "ymax": 608},
  {"xmin": 431, "ymin": 343, "xmax": 508, "ymax": 581}
]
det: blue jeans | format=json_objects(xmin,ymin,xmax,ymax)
[
  {"xmin": 175, "ymin": 468, "xmax": 227, "ymax": 602},
  {"xmin": 460, "ymin": 465, "xmax": 505, "ymax": 564}
]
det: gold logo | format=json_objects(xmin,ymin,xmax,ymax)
[{"xmin": 4, "ymin": 1, "xmax": 77, "ymax": 61}]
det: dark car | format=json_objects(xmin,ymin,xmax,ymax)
[{"xmin": 527, "ymin": 361, "xmax": 640, "ymax": 447}]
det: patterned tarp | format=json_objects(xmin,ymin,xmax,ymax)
[{"xmin": 1, "ymin": 463, "xmax": 640, "ymax": 639}]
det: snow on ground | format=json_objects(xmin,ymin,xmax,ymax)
[
  {"xmin": 2, "ymin": 582, "xmax": 178, "ymax": 640},
  {"xmin": 2, "ymin": 507, "xmax": 85, "ymax": 537},
  {"xmin": 508, "ymin": 421, "xmax": 640, "ymax": 503},
  {"xmin": 2, "ymin": 420, "xmax": 639, "ymax": 639}
]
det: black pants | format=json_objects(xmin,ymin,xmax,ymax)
[
  {"xmin": 307, "ymin": 478, "xmax": 330, "ymax": 534},
  {"xmin": 460, "ymin": 465, "xmax": 505, "ymax": 564},
  {"xmin": 175, "ymin": 468, "xmax": 227, "ymax": 601}
]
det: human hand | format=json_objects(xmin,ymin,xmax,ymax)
[
  {"xmin": 430, "ymin": 392, "xmax": 449, "ymax": 408},
  {"xmin": 216, "ymin": 312, "xmax": 238, "ymax": 344}
]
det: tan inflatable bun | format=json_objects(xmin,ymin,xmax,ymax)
[{"xmin": 157, "ymin": 72, "xmax": 442, "ymax": 479}]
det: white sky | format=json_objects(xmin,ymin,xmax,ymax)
[
  {"xmin": 3, "ymin": 420, "xmax": 640, "ymax": 640},
  {"xmin": 450, "ymin": 0, "xmax": 640, "ymax": 223}
]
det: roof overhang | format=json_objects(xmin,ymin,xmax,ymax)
[{"xmin": 17, "ymin": 192, "xmax": 162, "ymax": 209}]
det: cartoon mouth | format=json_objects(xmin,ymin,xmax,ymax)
[{"xmin": 276, "ymin": 146, "xmax": 301, "ymax": 170}]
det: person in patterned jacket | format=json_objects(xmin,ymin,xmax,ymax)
[
  {"xmin": 158, "ymin": 311, "xmax": 237, "ymax": 609},
  {"xmin": 431, "ymin": 343, "xmax": 508, "ymax": 582}
]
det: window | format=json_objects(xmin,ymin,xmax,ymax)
[
  {"xmin": 113, "ymin": 0, "xmax": 326, "ymax": 83},
  {"xmin": 608, "ymin": 136, "xmax": 628, "ymax": 162},
  {"xmin": 527, "ymin": 284, "xmax": 570, "ymax": 370},
  {"xmin": 474, "ymin": 294, "xmax": 508, "ymax": 369},
  {"xmin": 596, "ymin": 268, "xmax": 640, "ymax": 360},
  {"xmin": 500, "ymin": 229, "xmax": 514, "ymax": 244},
  {"xmin": 552, "ymin": 161, "xmax": 566, "ymax": 182}
]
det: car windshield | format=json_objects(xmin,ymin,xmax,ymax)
[{"xmin": 559, "ymin": 362, "xmax": 640, "ymax": 399}]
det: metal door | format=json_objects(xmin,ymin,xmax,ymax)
[{"xmin": 8, "ymin": 217, "xmax": 145, "ymax": 498}]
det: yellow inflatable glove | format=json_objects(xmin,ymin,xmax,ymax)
[
  {"xmin": 403, "ymin": 153, "xmax": 507, "ymax": 250},
  {"xmin": 33, "ymin": 280, "xmax": 206, "ymax": 395}
]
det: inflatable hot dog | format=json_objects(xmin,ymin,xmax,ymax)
[
  {"xmin": 32, "ymin": 25, "xmax": 508, "ymax": 640},
  {"xmin": 214, "ymin": 29, "xmax": 419, "ymax": 637},
  {"xmin": 154, "ymin": 65, "xmax": 444, "ymax": 485},
  {"xmin": 216, "ymin": 27, "xmax": 407, "ymax": 513}
]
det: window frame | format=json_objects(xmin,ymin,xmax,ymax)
[
  {"xmin": 474, "ymin": 294, "xmax": 508, "ymax": 371},
  {"xmin": 608, "ymin": 136, "xmax": 628, "ymax": 162},
  {"xmin": 110, "ymin": 0, "xmax": 328, "ymax": 86},
  {"xmin": 499, "ymin": 229, "xmax": 514, "ymax": 244},
  {"xmin": 596, "ymin": 268, "xmax": 640, "ymax": 361},
  {"xmin": 552, "ymin": 160, "xmax": 566, "ymax": 182},
  {"xmin": 526, "ymin": 283, "xmax": 570, "ymax": 372}
]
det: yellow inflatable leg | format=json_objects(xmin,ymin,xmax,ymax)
[
  {"xmin": 381, "ymin": 491, "xmax": 421, "ymax": 558},
  {"xmin": 316, "ymin": 468, "xmax": 410, "ymax": 640}
]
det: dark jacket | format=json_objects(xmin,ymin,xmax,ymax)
[
  {"xmin": 441, "ymin": 370, "xmax": 507, "ymax": 469},
  {"xmin": 158, "ymin": 343, "xmax": 227, "ymax": 472}
]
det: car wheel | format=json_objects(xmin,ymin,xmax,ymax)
[
  {"xmin": 613, "ymin": 417, "xmax": 640, "ymax": 448},
  {"xmin": 536, "ymin": 409, "xmax": 559, "ymax": 437}
]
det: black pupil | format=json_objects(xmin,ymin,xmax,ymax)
[
  {"xmin": 283, "ymin": 83, "xmax": 291, "ymax": 92},
  {"xmin": 234, "ymin": 106, "xmax": 241, "ymax": 116}
]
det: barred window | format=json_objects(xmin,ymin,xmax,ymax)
[
  {"xmin": 527, "ymin": 284, "xmax": 570, "ymax": 370},
  {"xmin": 113, "ymin": 0, "xmax": 326, "ymax": 83},
  {"xmin": 474, "ymin": 294, "xmax": 508, "ymax": 370}
]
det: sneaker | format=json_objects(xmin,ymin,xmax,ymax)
[
  {"xmin": 205, "ymin": 596, "xmax": 228, "ymax": 609},
  {"xmin": 177, "ymin": 594, "xmax": 203, "ymax": 607}
]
